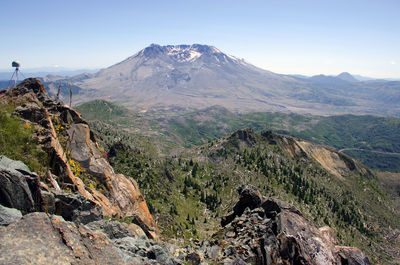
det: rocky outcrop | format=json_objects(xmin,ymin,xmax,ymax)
[
  {"xmin": 86, "ymin": 219, "xmax": 147, "ymax": 239},
  {"xmin": 208, "ymin": 185, "xmax": 370, "ymax": 265},
  {"xmin": 0, "ymin": 155, "xmax": 102, "ymax": 224},
  {"xmin": 336, "ymin": 247, "xmax": 372, "ymax": 265},
  {"xmin": 0, "ymin": 204, "xmax": 22, "ymax": 226},
  {"xmin": 109, "ymin": 141, "xmax": 132, "ymax": 157},
  {"xmin": 221, "ymin": 184, "xmax": 263, "ymax": 226},
  {"xmin": 279, "ymin": 136, "xmax": 372, "ymax": 179},
  {"xmin": 0, "ymin": 155, "xmax": 42, "ymax": 213},
  {"xmin": 229, "ymin": 129, "xmax": 257, "ymax": 147},
  {"xmin": 0, "ymin": 156, "xmax": 182, "ymax": 264},
  {"xmin": 0, "ymin": 212, "xmax": 126, "ymax": 264},
  {"xmin": 0, "ymin": 78, "xmax": 157, "ymax": 237},
  {"xmin": 0, "ymin": 211, "xmax": 184, "ymax": 265},
  {"xmin": 0, "ymin": 153, "xmax": 186, "ymax": 263},
  {"xmin": 54, "ymin": 193, "xmax": 103, "ymax": 224},
  {"xmin": 66, "ymin": 123, "xmax": 157, "ymax": 238}
]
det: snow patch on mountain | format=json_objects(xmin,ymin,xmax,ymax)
[{"xmin": 167, "ymin": 46, "xmax": 202, "ymax": 62}]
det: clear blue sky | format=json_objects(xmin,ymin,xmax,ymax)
[{"xmin": 0, "ymin": 0, "xmax": 399, "ymax": 78}]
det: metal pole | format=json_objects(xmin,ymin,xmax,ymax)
[
  {"xmin": 14, "ymin": 67, "xmax": 19, "ymax": 87},
  {"xmin": 7, "ymin": 70, "xmax": 16, "ymax": 89}
]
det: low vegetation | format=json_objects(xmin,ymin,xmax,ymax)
[
  {"xmin": 106, "ymin": 130, "xmax": 399, "ymax": 264},
  {"xmin": 0, "ymin": 104, "xmax": 47, "ymax": 174},
  {"xmin": 77, "ymin": 101, "xmax": 400, "ymax": 172}
]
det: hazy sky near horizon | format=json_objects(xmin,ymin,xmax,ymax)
[{"xmin": 0, "ymin": 0, "xmax": 399, "ymax": 78}]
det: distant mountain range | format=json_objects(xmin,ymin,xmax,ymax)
[
  {"xmin": 32, "ymin": 44, "xmax": 400, "ymax": 116},
  {"xmin": 0, "ymin": 68, "xmax": 98, "ymax": 81}
]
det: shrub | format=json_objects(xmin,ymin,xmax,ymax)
[{"xmin": 0, "ymin": 104, "xmax": 47, "ymax": 174}]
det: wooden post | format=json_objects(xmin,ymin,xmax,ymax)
[
  {"xmin": 69, "ymin": 84, "xmax": 72, "ymax": 107},
  {"xmin": 57, "ymin": 82, "xmax": 61, "ymax": 101}
]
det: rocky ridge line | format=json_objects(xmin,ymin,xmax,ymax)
[{"xmin": 0, "ymin": 78, "xmax": 157, "ymax": 237}]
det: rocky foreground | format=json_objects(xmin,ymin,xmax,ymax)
[
  {"xmin": 0, "ymin": 79, "xmax": 370, "ymax": 264},
  {"xmin": 0, "ymin": 158, "xmax": 370, "ymax": 264}
]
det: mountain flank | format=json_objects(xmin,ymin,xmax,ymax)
[{"xmin": 43, "ymin": 44, "xmax": 400, "ymax": 116}]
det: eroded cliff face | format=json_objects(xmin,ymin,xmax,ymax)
[
  {"xmin": 259, "ymin": 130, "xmax": 372, "ymax": 179},
  {"xmin": 0, "ymin": 78, "xmax": 158, "ymax": 237}
]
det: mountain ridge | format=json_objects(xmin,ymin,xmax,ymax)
[
  {"xmin": 42, "ymin": 43, "xmax": 400, "ymax": 116},
  {"xmin": 76, "ymin": 99, "xmax": 400, "ymax": 172}
]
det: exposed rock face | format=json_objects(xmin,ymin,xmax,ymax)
[
  {"xmin": 336, "ymin": 247, "xmax": 372, "ymax": 265},
  {"xmin": 0, "ymin": 204, "xmax": 22, "ymax": 226},
  {"xmin": 0, "ymin": 156, "xmax": 183, "ymax": 264},
  {"xmin": 109, "ymin": 141, "xmax": 132, "ymax": 157},
  {"xmin": 0, "ymin": 155, "xmax": 102, "ymax": 224},
  {"xmin": 86, "ymin": 219, "xmax": 147, "ymax": 239},
  {"xmin": 66, "ymin": 123, "xmax": 157, "ymax": 238},
  {"xmin": 0, "ymin": 78, "xmax": 157, "ymax": 237},
  {"xmin": 213, "ymin": 186, "xmax": 371, "ymax": 265},
  {"xmin": 0, "ymin": 212, "xmax": 127, "ymax": 264},
  {"xmin": 258, "ymin": 131, "xmax": 373, "ymax": 179},
  {"xmin": 54, "ymin": 193, "xmax": 103, "ymax": 224},
  {"xmin": 0, "ymin": 155, "xmax": 42, "ymax": 213},
  {"xmin": 221, "ymin": 184, "xmax": 263, "ymax": 226},
  {"xmin": 0, "ymin": 211, "xmax": 184, "ymax": 265}
]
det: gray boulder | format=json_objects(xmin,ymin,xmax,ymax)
[
  {"xmin": 112, "ymin": 236, "xmax": 182, "ymax": 265},
  {"xmin": 54, "ymin": 192, "xmax": 102, "ymax": 224},
  {"xmin": 0, "ymin": 204, "xmax": 22, "ymax": 226},
  {"xmin": 0, "ymin": 212, "xmax": 124, "ymax": 265},
  {"xmin": 86, "ymin": 219, "xmax": 147, "ymax": 239},
  {"xmin": 0, "ymin": 156, "xmax": 42, "ymax": 213}
]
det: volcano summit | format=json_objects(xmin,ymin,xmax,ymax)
[{"xmin": 43, "ymin": 44, "xmax": 400, "ymax": 116}]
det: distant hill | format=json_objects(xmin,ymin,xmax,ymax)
[
  {"xmin": 44, "ymin": 44, "xmax": 400, "ymax": 117},
  {"xmin": 337, "ymin": 72, "xmax": 358, "ymax": 82},
  {"xmin": 75, "ymin": 99, "xmax": 128, "ymax": 121},
  {"xmin": 77, "ymin": 100, "xmax": 400, "ymax": 172},
  {"xmin": 0, "ymin": 68, "xmax": 98, "ymax": 81}
]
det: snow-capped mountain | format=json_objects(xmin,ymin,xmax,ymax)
[
  {"xmin": 47, "ymin": 44, "xmax": 297, "ymax": 112},
  {"xmin": 43, "ymin": 44, "xmax": 400, "ymax": 116}
]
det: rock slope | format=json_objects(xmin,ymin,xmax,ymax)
[
  {"xmin": 0, "ymin": 78, "xmax": 157, "ymax": 237},
  {"xmin": 0, "ymin": 156, "xmax": 371, "ymax": 264},
  {"xmin": 204, "ymin": 185, "xmax": 371, "ymax": 264}
]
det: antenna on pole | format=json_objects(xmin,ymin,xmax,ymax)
[{"xmin": 7, "ymin": 61, "xmax": 21, "ymax": 89}]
